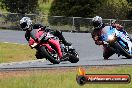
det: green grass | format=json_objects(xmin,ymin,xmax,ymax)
[
  {"xmin": 0, "ymin": 66, "xmax": 132, "ymax": 88},
  {"xmin": 0, "ymin": 42, "xmax": 36, "ymax": 63}
]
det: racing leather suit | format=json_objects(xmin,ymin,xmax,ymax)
[
  {"xmin": 25, "ymin": 24, "xmax": 71, "ymax": 46},
  {"xmin": 91, "ymin": 23, "xmax": 115, "ymax": 59},
  {"xmin": 25, "ymin": 24, "xmax": 71, "ymax": 59}
]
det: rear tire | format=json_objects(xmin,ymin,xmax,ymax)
[
  {"xmin": 68, "ymin": 50, "xmax": 79, "ymax": 63},
  {"xmin": 115, "ymin": 42, "xmax": 132, "ymax": 59},
  {"xmin": 40, "ymin": 46, "xmax": 60, "ymax": 64}
]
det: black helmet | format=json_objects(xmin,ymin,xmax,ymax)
[
  {"xmin": 92, "ymin": 16, "xmax": 103, "ymax": 29},
  {"xmin": 20, "ymin": 17, "xmax": 32, "ymax": 31}
]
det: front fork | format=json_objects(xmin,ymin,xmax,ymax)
[{"xmin": 108, "ymin": 38, "xmax": 121, "ymax": 56}]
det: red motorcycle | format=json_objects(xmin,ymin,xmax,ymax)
[{"xmin": 28, "ymin": 28, "xmax": 79, "ymax": 64}]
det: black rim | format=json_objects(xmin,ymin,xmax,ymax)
[{"xmin": 46, "ymin": 48, "xmax": 60, "ymax": 62}]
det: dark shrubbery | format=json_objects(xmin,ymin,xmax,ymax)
[
  {"xmin": 49, "ymin": 0, "xmax": 102, "ymax": 17},
  {"xmin": 0, "ymin": 0, "xmax": 39, "ymax": 14},
  {"xmin": 48, "ymin": 0, "xmax": 102, "ymax": 25}
]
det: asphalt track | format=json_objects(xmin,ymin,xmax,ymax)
[{"xmin": 0, "ymin": 30, "xmax": 132, "ymax": 69}]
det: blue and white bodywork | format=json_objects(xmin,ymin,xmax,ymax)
[{"xmin": 101, "ymin": 26, "xmax": 132, "ymax": 58}]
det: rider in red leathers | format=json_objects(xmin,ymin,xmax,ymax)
[{"xmin": 20, "ymin": 17, "xmax": 71, "ymax": 59}]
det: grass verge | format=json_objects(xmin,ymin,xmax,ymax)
[
  {"xmin": 0, "ymin": 42, "xmax": 36, "ymax": 63},
  {"xmin": 0, "ymin": 66, "xmax": 132, "ymax": 88}
]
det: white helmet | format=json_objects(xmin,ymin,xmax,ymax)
[
  {"xmin": 92, "ymin": 16, "xmax": 102, "ymax": 28},
  {"xmin": 20, "ymin": 17, "xmax": 32, "ymax": 30}
]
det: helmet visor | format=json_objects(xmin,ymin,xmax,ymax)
[
  {"xmin": 93, "ymin": 21, "xmax": 100, "ymax": 27},
  {"xmin": 20, "ymin": 22, "xmax": 27, "ymax": 29}
]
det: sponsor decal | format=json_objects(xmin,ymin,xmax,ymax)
[{"xmin": 76, "ymin": 67, "xmax": 131, "ymax": 85}]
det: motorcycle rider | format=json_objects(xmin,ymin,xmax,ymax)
[
  {"xmin": 91, "ymin": 16, "xmax": 115, "ymax": 60},
  {"xmin": 20, "ymin": 17, "xmax": 71, "ymax": 46},
  {"xmin": 20, "ymin": 17, "xmax": 71, "ymax": 59}
]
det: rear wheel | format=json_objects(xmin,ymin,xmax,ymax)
[
  {"xmin": 40, "ymin": 46, "xmax": 60, "ymax": 64},
  {"xmin": 68, "ymin": 50, "xmax": 79, "ymax": 63},
  {"xmin": 115, "ymin": 42, "xmax": 132, "ymax": 59}
]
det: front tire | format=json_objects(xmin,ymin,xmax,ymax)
[
  {"xmin": 35, "ymin": 51, "xmax": 44, "ymax": 59},
  {"xmin": 40, "ymin": 46, "xmax": 60, "ymax": 64}
]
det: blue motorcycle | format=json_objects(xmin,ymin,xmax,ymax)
[{"xmin": 101, "ymin": 26, "xmax": 132, "ymax": 58}]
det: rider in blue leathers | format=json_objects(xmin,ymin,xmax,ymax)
[{"xmin": 91, "ymin": 16, "xmax": 115, "ymax": 60}]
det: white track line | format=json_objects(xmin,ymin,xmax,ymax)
[
  {"xmin": 3, "ymin": 42, "xmax": 26, "ymax": 45},
  {"xmin": 0, "ymin": 59, "xmax": 46, "ymax": 66},
  {"xmin": 0, "ymin": 42, "xmax": 46, "ymax": 66}
]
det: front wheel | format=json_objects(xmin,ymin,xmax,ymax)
[
  {"xmin": 115, "ymin": 42, "xmax": 132, "ymax": 59},
  {"xmin": 35, "ymin": 51, "xmax": 44, "ymax": 59},
  {"xmin": 40, "ymin": 46, "xmax": 60, "ymax": 64}
]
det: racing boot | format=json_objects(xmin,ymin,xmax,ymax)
[
  {"xmin": 54, "ymin": 30, "xmax": 72, "ymax": 46},
  {"xmin": 62, "ymin": 38, "xmax": 72, "ymax": 46}
]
